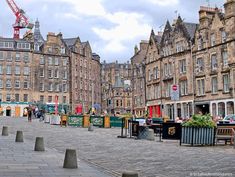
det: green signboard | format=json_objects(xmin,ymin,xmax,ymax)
[
  {"xmin": 68, "ymin": 115, "xmax": 83, "ymax": 127},
  {"xmin": 90, "ymin": 116, "xmax": 104, "ymax": 127}
]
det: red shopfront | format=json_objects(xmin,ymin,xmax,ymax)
[{"xmin": 148, "ymin": 105, "xmax": 161, "ymax": 118}]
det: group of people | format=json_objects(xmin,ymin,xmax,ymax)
[{"xmin": 26, "ymin": 106, "xmax": 45, "ymax": 122}]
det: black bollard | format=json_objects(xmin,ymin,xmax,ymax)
[
  {"xmin": 2, "ymin": 126, "xmax": 8, "ymax": 136},
  {"xmin": 15, "ymin": 131, "xmax": 23, "ymax": 142},
  {"xmin": 88, "ymin": 123, "xmax": 94, "ymax": 131},
  {"xmin": 63, "ymin": 149, "xmax": 78, "ymax": 169},
  {"xmin": 34, "ymin": 137, "xmax": 45, "ymax": 151}
]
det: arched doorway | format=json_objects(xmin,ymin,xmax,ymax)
[{"xmin": 6, "ymin": 106, "xmax": 11, "ymax": 117}]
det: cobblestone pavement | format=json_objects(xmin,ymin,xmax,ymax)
[{"xmin": 1, "ymin": 117, "xmax": 235, "ymax": 177}]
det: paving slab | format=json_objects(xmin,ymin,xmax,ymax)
[{"xmin": 1, "ymin": 117, "xmax": 235, "ymax": 176}]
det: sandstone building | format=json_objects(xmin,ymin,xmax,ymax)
[{"xmin": 101, "ymin": 61, "xmax": 132, "ymax": 115}]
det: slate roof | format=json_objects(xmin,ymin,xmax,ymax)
[
  {"xmin": 63, "ymin": 38, "xmax": 77, "ymax": 47},
  {"xmin": 183, "ymin": 22, "xmax": 198, "ymax": 39}
]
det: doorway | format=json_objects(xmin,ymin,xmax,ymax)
[{"xmin": 6, "ymin": 107, "xmax": 11, "ymax": 117}]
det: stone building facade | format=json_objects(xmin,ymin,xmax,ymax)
[
  {"xmin": 64, "ymin": 38, "xmax": 101, "ymax": 114},
  {"xmin": 131, "ymin": 40, "xmax": 148, "ymax": 117},
  {"xmin": 0, "ymin": 37, "xmax": 34, "ymax": 117},
  {"xmin": 101, "ymin": 61, "xmax": 132, "ymax": 115},
  {"xmin": 145, "ymin": 0, "xmax": 235, "ymax": 119},
  {"xmin": 0, "ymin": 20, "xmax": 101, "ymax": 116}
]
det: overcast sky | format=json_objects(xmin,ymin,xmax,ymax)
[{"xmin": 0, "ymin": 0, "xmax": 224, "ymax": 63}]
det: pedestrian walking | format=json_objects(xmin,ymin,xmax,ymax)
[{"xmin": 28, "ymin": 107, "xmax": 32, "ymax": 122}]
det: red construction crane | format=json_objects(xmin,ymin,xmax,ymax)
[{"xmin": 6, "ymin": 0, "xmax": 34, "ymax": 39}]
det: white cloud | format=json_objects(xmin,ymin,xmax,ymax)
[
  {"xmin": 146, "ymin": 0, "xmax": 179, "ymax": 6},
  {"xmin": 93, "ymin": 12, "xmax": 151, "ymax": 53}
]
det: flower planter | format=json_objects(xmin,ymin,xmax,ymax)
[{"xmin": 180, "ymin": 126, "xmax": 215, "ymax": 146}]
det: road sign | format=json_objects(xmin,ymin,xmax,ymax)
[
  {"xmin": 172, "ymin": 84, "xmax": 177, "ymax": 91},
  {"xmin": 171, "ymin": 84, "xmax": 179, "ymax": 101}
]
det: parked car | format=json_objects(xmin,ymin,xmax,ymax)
[{"xmin": 218, "ymin": 114, "xmax": 235, "ymax": 124}]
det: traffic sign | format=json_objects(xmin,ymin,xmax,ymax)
[{"xmin": 172, "ymin": 84, "xmax": 177, "ymax": 91}]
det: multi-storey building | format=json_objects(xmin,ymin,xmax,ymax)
[
  {"xmin": 101, "ymin": 61, "xmax": 132, "ymax": 115},
  {"xmin": 64, "ymin": 38, "xmax": 101, "ymax": 114},
  {"xmin": 145, "ymin": 0, "xmax": 235, "ymax": 120},
  {"xmin": 0, "ymin": 37, "xmax": 34, "ymax": 117},
  {"xmin": 194, "ymin": 1, "xmax": 235, "ymax": 117},
  {"xmin": 0, "ymin": 20, "xmax": 101, "ymax": 116},
  {"xmin": 33, "ymin": 32, "xmax": 70, "ymax": 113},
  {"xmin": 131, "ymin": 40, "xmax": 148, "ymax": 117}
]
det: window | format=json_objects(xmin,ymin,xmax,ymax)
[
  {"xmin": 55, "ymin": 83, "xmax": 60, "ymax": 92},
  {"xmin": 54, "ymin": 58, "xmax": 59, "ymax": 65},
  {"xmin": 23, "ymin": 53, "xmax": 29, "ymax": 62},
  {"xmin": 0, "ymin": 79, "xmax": 3, "ymax": 88},
  {"xmin": 62, "ymin": 83, "xmax": 67, "ymax": 92},
  {"xmin": 6, "ymin": 65, "xmax": 11, "ymax": 75},
  {"xmin": 222, "ymin": 51, "xmax": 228, "ymax": 67},
  {"xmin": 39, "ymin": 83, "xmax": 44, "ymax": 91},
  {"xmin": 223, "ymin": 74, "xmax": 229, "ymax": 93},
  {"xmin": 6, "ymin": 79, "xmax": 11, "ymax": 88},
  {"xmin": 221, "ymin": 30, "xmax": 226, "ymax": 43},
  {"xmin": 40, "ymin": 95, "xmax": 44, "ymax": 102},
  {"xmin": 23, "ymin": 67, "xmax": 29, "ymax": 75},
  {"xmin": 54, "ymin": 69, "xmax": 59, "ymax": 78},
  {"xmin": 210, "ymin": 33, "xmax": 215, "ymax": 46},
  {"xmin": 48, "ymin": 57, "xmax": 53, "ymax": 65},
  {"xmin": 155, "ymin": 67, "xmax": 158, "ymax": 79},
  {"xmin": 164, "ymin": 64, "xmax": 168, "ymax": 77},
  {"xmin": 17, "ymin": 43, "xmax": 30, "ymax": 49},
  {"xmin": 0, "ymin": 65, "xmax": 3, "ymax": 74},
  {"xmin": 211, "ymin": 77, "xmax": 218, "ymax": 94},
  {"xmin": 23, "ymin": 94, "xmax": 28, "ymax": 102},
  {"xmin": 15, "ymin": 80, "xmax": 20, "ymax": 89},
  {"xmin": 0, "ymin": 51, "xmax": 3, "ymax": 60},
  {"xmin": 48, "ymin": 96, "xmax": 52, "ymax": 103},
  {"xmin": 116, "ymin": 100, "xmax": 119, "ymax": 107},
  {"xmin": 198, "ymin": 38, "xmax": 203, "ymax": 50},
  {"xmin": 179, "ymin": 59, "xmax": 186, "ymax": 73},
  {"xmin": 15, "ymin": 66, "xmax": 20, "ymax": 75},
  {"xmin": 23, "ymin": 81, "xmax": 29, "ymax": 89},
  {"xmin": 48, "ymin": 83, "xmax": 53, "ymax": 91},
  {"xmin": 63, "ymin": 71, "xmax": 67, "ymax": 79},
  {"xmin": 180, "ymin": 80, "xmax": 188, "ymax": 96},
  {"xmin": 63, "ymin": 96, "xmax": 66, "ymax": 103},
  {"xmin": 15, "ymin": 52, "xmax": 20, "ymax": 61},
  {"xmin": 40, "ymin": 56, "xmax": 45, "ymax": 65},
  {"xmin": 61, "ymin": 47, "xmax": 65, "ymax": 54},
  {"xmin": 165, "ymin": 82, "xmax": 171, "ymax": 97},
  {"xmin": 48, "ymin": 69, "xmax": 53, "ymax": 78},
  {"xmin": 15, "ymin": 94, "xmax": 19, "ymax": 102},
  {"xmin": 63, "ymin": 59, "xmax": 67, "ymax": 66},
  {"xmin": 211, "ymin": 54, "xmax": 217, "ymax": 70},
  {"xmin": 39, "ymin": 68, "xmax": 44, "ymax": 77},
  {"xmin": 197, "ymin": 79, "xmax": 205, "ymax": 96},
  {"xmin": 196, "ymin": 58, "xmax": 204, "ymax": 72},
  {"xmin": 6, "ymin": 94, "xmax": 11, "ymax": 102},
  {"xmin": 6, "ymin": 52, "xmax": 12, "ymax": 61},
  {"xmin": 148, "ymin": 69, "xmax": 151, "ymax": 81}
]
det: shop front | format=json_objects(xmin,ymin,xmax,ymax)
[
  {"xmin": 147, "ymin": 101, "xmax": 162, "ymax": 118},
  {"xmin": 210, "ymin": 99, "xmax": 235, "ymax": 118},
  {"xmin": 0, "ymin": 102, "xmax": 30, "ymax": 117}
]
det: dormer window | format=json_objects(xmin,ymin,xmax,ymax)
[
  {"xmin": 221, "ymin": 30, "xmax": 226, "ymax": 43},
  {"xmin": 61, "ymin": 47, "xmax": 65, "ymax": 54}
]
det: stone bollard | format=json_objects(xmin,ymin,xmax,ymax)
[
  {"xmin": 146, "ymin": 129, "xmax": 155, "ymax": 141},
  {"xmin": 122, "ymin": 171, "xmax": 139, "ymax": 177},
  {"xmin": 15, "ymin": 131, "xmax": 23, "ymax": 142},
  {"xmin": 63, "ymin": 149, "xmax": 78, "ymax": 169},
  {"xmin": 2, "ymin": 126, "xmax": 9, "ymax": 136},
  {"xmin": 88, "ymin": 123, "xmax": 94, "ymax": 131},
  {"xmin": 34, "ymin": 137, "xmax": 45, "ymax": 151}
]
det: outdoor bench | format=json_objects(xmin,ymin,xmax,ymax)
[{"xmin": 215, "ymin": 127, "xmax": 235, "ymax": 145}]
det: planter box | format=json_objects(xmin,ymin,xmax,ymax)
[{"xmin": 180, "ymin": 126, "xmax": 215, "ymax": 146}]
